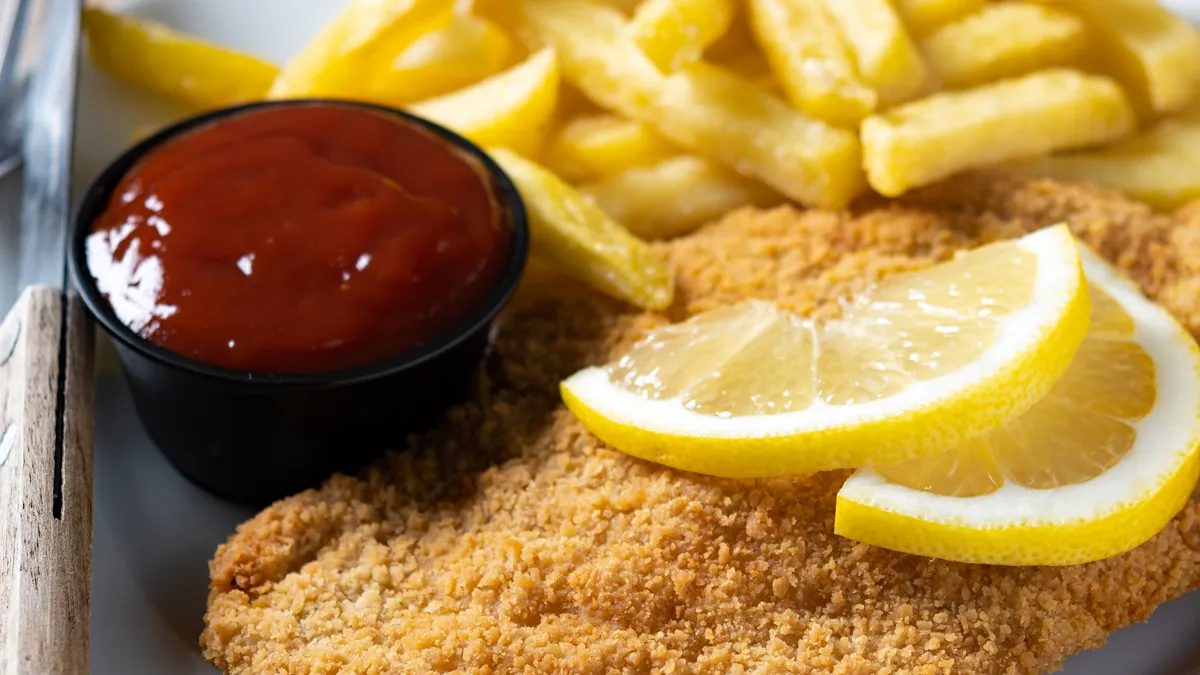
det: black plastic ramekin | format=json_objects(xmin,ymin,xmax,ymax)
[{"xmin": 70, "ymin": 100, "xmax": 529, "ymax": 506}]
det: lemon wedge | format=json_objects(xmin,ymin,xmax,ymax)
[
  {"xmin": 561, "ymin": 225, "xmax": 1089, "ymax": 476},
  {"xmin": 836, "ymin": 246, "xmax": 1200, "ymax": 566}
]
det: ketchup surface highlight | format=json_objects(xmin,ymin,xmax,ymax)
[{"xmin": 86, "ymin": 103, "xmax": 511, "ymax": 374}]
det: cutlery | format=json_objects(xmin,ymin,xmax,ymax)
[
  {"xmin": 0, "ymin": 0, "xmax": 37, "ymax": 178},
  {"xmin": 0, "ymin": 0, "xmax": 92, "ymax": 673}
]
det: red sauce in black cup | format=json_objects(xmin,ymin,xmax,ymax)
[
  {"xmin": 71, "ymin": 101, "xmax": 528, "ymax": 505},
  {"xmin": 86, "ymin": 103, "xmax": 512, "ymax": 374}
]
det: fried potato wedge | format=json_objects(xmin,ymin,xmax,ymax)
[
  {"xmin": 631, "ymin": 0, "xmax": 737, "ymax": 71},
  {"xmin": 747, "ymin": 0, "xmax": 877, "ymax": 127},
  {"xmin": 581, "ymin": 155, "xmax": 784, "ymax": 240},
  {"xmin": 543, "ymin": 115, "xmax": 679, "ymax": 182},
  {"xmin": 382, "ymin": 12, "xmax": 514, "ymax": 103},
  {"xmin": 820, "ymin": 0, "xmax": 929, "ymax": 105},
  {"xmin": 518, "ymin": 0, "xmax": 666, "ymax": 121},
  {"xmin": 895, "ymin": 0, "xmax": 986, "ymax": 35},
  {"xmin": 267, "ymin": 0, "xmax": 450, "ymax": 100},
  {"xmin": 409, "ymin": 49, "xmax": 559, "ymax": 156},
  {"xmin": 1053, "ymin": 0, "xmax": 1200, "ymax": 114},
  {"xmin": 655, "ymin": 63, "xmax": 865, "ymax": 208},
  {"xmin": 862, "ymin": 69, "xmax": 1135, "ymax": 196},
  {"xmin": 488, "ymin": 148, "xmax": 675, "ymax": 310},
  {"xmin": 1007, "ymin": 116, "xmax": 1200, "ymax": 210},
  {"xmin": 922, "ymin": 3, "xmax": 1087, "ymax": 90},
  {"xmin": 84, "ymin": 8, "xmax": 278, "ymax": 108}
]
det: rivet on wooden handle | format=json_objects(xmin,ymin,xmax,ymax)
[{"xmin": 0, "ymin": 286, "xmax": 95, "ymax": 675}]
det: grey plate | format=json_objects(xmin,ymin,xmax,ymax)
[{"xmin": 1, "ymin": 0, "xmax": 1199, "ymax": 671}]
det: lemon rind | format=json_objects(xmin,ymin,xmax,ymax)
[{"xmin": 833, "ymin": 450, "xmax": 1199, "ymax": 566}]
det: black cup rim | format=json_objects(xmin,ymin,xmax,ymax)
[{"xmin": 70, "ymin": 99, "xmax": 530, "ymax": 391}]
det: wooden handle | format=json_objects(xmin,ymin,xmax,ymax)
[{"xmin": 0, "ymin": 286, "xmax": 94, "ymax": 675}]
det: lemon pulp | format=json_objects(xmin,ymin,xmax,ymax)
[
  {"xmin": 607, "ymin": 240, "xmax": 1038, "ymax": 416},
  {"xmin": 561, "ymin": 225, "xmax": 1089, "ymax": 475},
  {"xmin": 878, "ymin": 284, "xmax": 1154, "ymax": 496}
]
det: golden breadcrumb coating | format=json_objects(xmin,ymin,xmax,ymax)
[{"xmin": 203, "ymin": 175, "xmax": 1200, "ymax": 675}]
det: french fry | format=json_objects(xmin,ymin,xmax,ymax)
[
  {"xmin": 597, "ymin": 0, "xmax": 646, "ymax": 14},
  {"xmin": 861, "ymin": 69, "xmax": 1135, "ymax": 196},
  {"xmin": 747, "ymin": 0, "xmax": 877, "ymax": 127},
  {"xmin": 631, "ymin": 0, "xmax": 737, "ymax": 71},
  {"xmin": 267, "ymin": 0, "xmax": 451, "ymax": 100},
  {"xmin": 518, "ymin": 0, "xmax": 666, "ymax": 121},
  {"xmin": 706, "ymin": 16, "xmax": 780, "ymax": 93},
  {"xmin": 819, "ymin": 0, "xmax": 929, "ymax": 105},
  {"xmin": 463, "ymin": 0, "xmax": 523, "ymax": 33},
  {"xmin": 488, "ymin": 148, "xmax": 676, "ymax": 310},
  {"xmin": 895, "ymin": 0, "xmax": 986, "ymax": 35},
  {"xmin": 556, "ymin": 83, "xmax": 604, "ymax": 118},
  {"xmin": 409, "ymin": 49, "xmax": 560, "ymax": 156},
  {"xmin": 654, "ymin": 62, "xmax": 865, "ymax": 208},
  {"xmin": 581, "ymin": 155, "xmax": 784, "ymax": 239},
  {"xmin": 382, "ymin": 12, "xmax": 514, "ymax": 103},
  {"xmin": 1006, "ymin": 117, "xmax": 1200, "ymax": 210},
  {"xmin": 713, "ymin": 49, "xmax": 772, "ymax": 81},
  {"xmin": 542, "ymin": 115, "xmax": 680, "ymax": 182},
  {"xmin": 921, "ymin": 3, "xmax": 1087, "ymax": 90},
  {"xmin": 1048, "ymin": 0, "xmax": 1200, "ymax": 115},
  {"xmin": 711, "ymin": 48, "xmax": 781, "ymax": 94},
  {"xmin": 83, "ymin": 8, "xmax": 279, "ymax": 108},
  {"xmin": 705, "ymin": 9, "xmax": 760, "ymax": 61}
]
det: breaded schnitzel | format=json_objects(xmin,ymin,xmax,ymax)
[{"xmin": 202, "ymin": 175, "xmax": 1200, "ymax": 675}]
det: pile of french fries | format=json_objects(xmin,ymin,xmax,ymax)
[
  {"xmin": 516, "ymin": 0, "xmax": 1200, "ymax": 212},
  {"xmin": 83, "ymin": 0, "xmax": 1200, "ymax": 307}
]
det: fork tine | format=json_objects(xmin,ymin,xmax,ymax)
[{"xmin": 0, "ymin": 0, "xmax": 36, "ymax": 178}]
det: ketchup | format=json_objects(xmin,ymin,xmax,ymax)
[{"xmin": 86, "ymin": 103, "xmax": 510, "ymax": 374}]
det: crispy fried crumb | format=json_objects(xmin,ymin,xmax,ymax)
[{"xmin": 203, "ymin": 175, "xmax": 1200, "ymax": 675}]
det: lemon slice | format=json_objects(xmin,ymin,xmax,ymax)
[
  {"xmin": 836, "ymin": 246, "xmax": 1200, "ymax": 566},
  {"xmin": 562, "ymin": 225, "xmax": 1090, "ymax": 476}
]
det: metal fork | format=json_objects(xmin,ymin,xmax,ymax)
[{"xmin": 0, "ymin": 0, "xmax": 36, "ymax": 178}]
